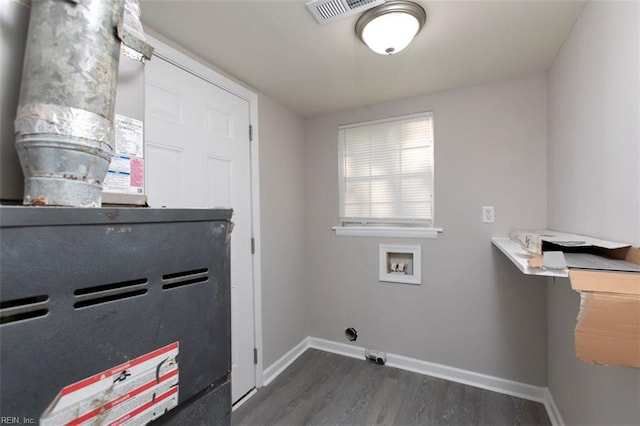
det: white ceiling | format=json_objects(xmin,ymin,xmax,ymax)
[{"xmin": 140, "ymin": 0, "xmax": 585, "ymax": 118}]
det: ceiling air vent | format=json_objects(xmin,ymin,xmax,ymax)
[{"xmin": 306, "ymin": 0, "xmax": 384, "ymax": 25}]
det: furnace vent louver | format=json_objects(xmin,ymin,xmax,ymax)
[
  {"xmin": 0, "ymin": 295, "xmax": 49, "ymax": 325},
  {"xmin": 162, "ymin": 268, "xmax": 209, "ymax": 290},
  {"xmin": 306, "ymin": 0, "xmax": 384, "ymax": 24},
  {"xmin": 73, "ymin": 278, "xmax": 148, "ymax": 309}
]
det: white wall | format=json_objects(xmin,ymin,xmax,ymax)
[
  {"xmin": 257, "ymin": 94, "xmax": 309, "ymax": 366},
  {"xmin": 304, "ymin": 74, "xmax": 549, "ymax": 385},
  {"xmin": 547, "ymin": 1, "xmax": 640, "ymax": 424}
]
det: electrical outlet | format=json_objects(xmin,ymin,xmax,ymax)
[{"xmin": 482, "ymin": 206, "xmax": 494, "ymax": 223}]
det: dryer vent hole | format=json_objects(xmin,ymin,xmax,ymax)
[{"xmin": 345, "ymin": 327, "xmax": 358, "ymax": 342}]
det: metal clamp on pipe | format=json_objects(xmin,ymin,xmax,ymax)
[{"xmin": 118, "ymin": 0, "xmax": 154, "ymax": 62}]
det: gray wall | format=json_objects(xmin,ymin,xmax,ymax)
[
  {"xmin": 257, "ymin": 94, "xmax": 309, "ymax": 367},
  {"xmin": 304, "ymin": 74, "xmax": 549, "ymax": 385},
  {"xmin": 548, "ymin": 2, "xmax": 640, "ymax": 246},
  {"xmin": 1, "ymin": 0, "xmax": 29, "ymax": 201},
  {"xmin": 547, "ymin": 2, "xmax": 640, "ymax": 424}
]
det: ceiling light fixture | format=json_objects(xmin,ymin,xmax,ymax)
[{"xmin": 355, "ymin": 1, "xmax": 426, "ymax": 55}]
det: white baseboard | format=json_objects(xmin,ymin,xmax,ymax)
[
  {"xmin": 261, "ymin": 336, "xmax": 563, "ymax": 426},
  {"xmin": 262, "ymin": 338, "xmax": 310, "ymax": 387},
  {"xmin": 386, "ymin": 352, "xmax": 548, "ymax": 403},
  {"xmin": 307, "ymin": 336, "xmax": 365, "ymax": 360},
  {"xmin": 542, "ymin": 388, "xmax": 565, "ymax": 426}
]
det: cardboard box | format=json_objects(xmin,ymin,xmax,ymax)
[
  {"xmin": 499, "ymin": 230, "xmax": 640, "ymax": 368},
  {"xmin": 569, "ymin": 246, "xmax": 640, "ymax": 369}
]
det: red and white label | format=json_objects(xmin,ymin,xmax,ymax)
[{"xmin": 40, "ymin": 342, "xmax": 179, "ymax": 426}]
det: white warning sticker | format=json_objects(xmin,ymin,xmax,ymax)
[
  {"xmin": 114, "ymin": 115, "xmax": 144, "ymax": 158},
  {"xmin": 40, "ymin": 342, "xmax": 179, "ymax": 426},
  {"xmin": 104, "ymin": 114, "xmax": 145, "ymax": 195}
]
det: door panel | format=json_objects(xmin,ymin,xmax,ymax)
[
  {"xmin": 145, "ymin": 143, "xmax": 183, "ymax": 207},
  {"xmin": 206, "ymin": 156, "xmax": 232, "ymax": 208},
  {"xmin": 205, "ymin": 106, "xmax": 234, "ymax": 138}
]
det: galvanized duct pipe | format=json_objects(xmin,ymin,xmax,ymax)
[{"xmin": 15, "ymin": 0, "xmax": 126, "ymax": 207}]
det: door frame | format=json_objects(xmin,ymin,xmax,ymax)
[{"xmin": 145, "ymin": 34, "xmax": 264, "ymax": 390}]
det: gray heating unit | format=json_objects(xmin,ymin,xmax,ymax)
[{"xmin": 0, "ymin": 206, "xmax": 232, "ymax": 425}]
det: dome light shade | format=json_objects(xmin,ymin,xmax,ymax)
[{"xmin": 356, "ymin": 1, "xmax": 426, "ymax": 55}]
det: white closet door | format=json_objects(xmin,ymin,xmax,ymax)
[{"xmin": 145, "ymin": 56, "xmax": 255, "ymax": 403}]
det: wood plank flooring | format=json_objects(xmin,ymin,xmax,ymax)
[{"xmin": 232, "ymin": 349, "xmax": 550, "ymax": 426}]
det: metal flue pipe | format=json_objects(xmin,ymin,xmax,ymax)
[{"xmin": 15, "ymin": 0, "xmax": 126, "ymax": 207}]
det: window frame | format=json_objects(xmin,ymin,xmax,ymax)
[{"xmin": 335, "ymin": 112, "xmax": 441, "ymax": 238}]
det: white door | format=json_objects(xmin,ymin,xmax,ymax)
[{"xmin": 145, "ymin": 56, "xmax": 255, "ymax": 403}]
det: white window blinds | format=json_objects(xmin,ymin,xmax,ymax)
[{"xmin": 338, "ymin": 112, "xmax": 434, "ymax": 226}]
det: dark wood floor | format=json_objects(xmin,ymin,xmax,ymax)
[{"xmin": 233, "ymin": 349, "xmax": 550, "ymax": 426}]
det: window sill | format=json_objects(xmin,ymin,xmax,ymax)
[{"xmin": 332, "ymin": 226, "xmax": 443, "ymax": 239}]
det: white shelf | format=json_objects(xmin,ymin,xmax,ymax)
[{"xmin": 491, "ymin": 237, "xmax": 568, "ymax": 278}]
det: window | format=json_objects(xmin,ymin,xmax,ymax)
[{"xmin": 338, "ymin": 112, "xmax": 434, "ymax": 228}]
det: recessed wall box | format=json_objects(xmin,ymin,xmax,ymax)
[{"xmin": 379, "ymin": 244, "xmax": 421, "ymax": 285}]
